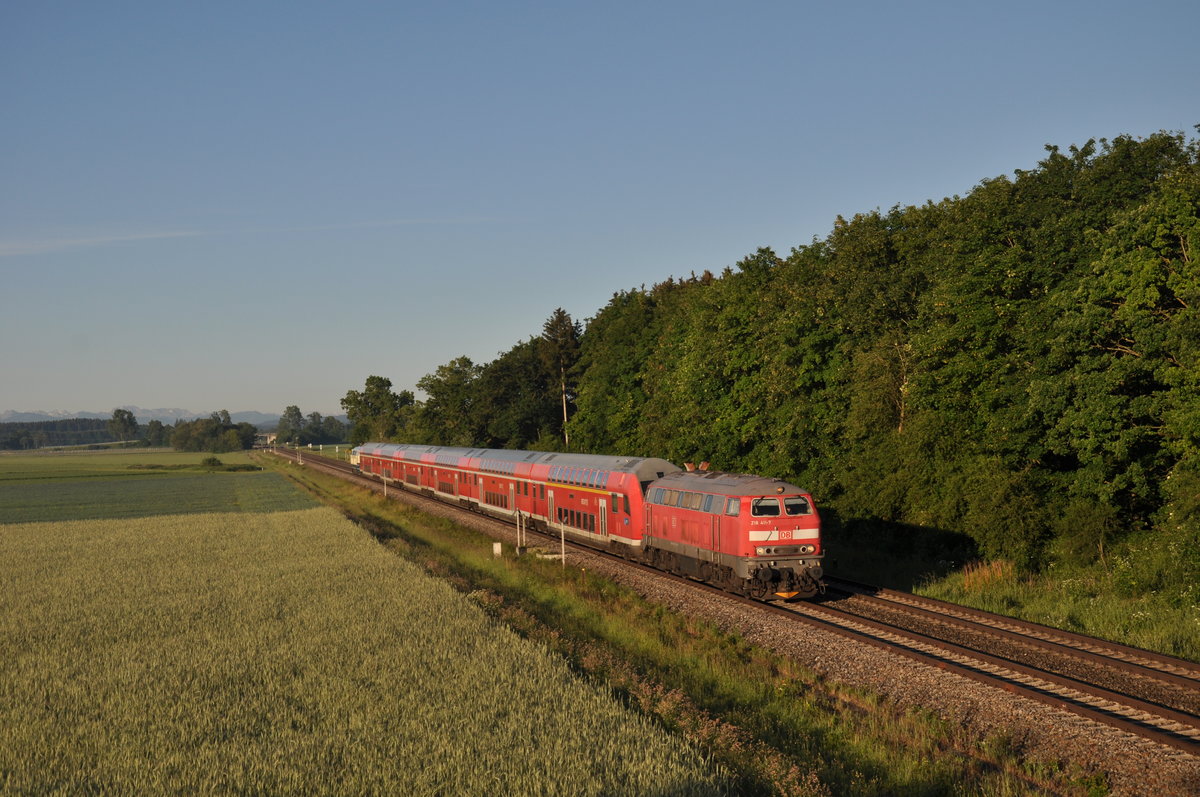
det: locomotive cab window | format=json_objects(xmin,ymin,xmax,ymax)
[
  {"xmin": 784, "ymin": 496, "xmax": 811, "ymax": 515},
  {"xmin": 751, "ymin": 498, "xmax": 781, "ymax": 517}
]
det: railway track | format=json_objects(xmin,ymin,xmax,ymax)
[
  {"xmin": 820, "ymin": 577, "xmax": 1200, "ymax": 705},
  {"xmin": 271, "ymin": 447, "xmax": 1200, "ymax": 757}
]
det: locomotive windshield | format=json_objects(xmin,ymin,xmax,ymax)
[
  {"xmin": 751, "ymin": 498, "xmax": 780, "ymax": 516},
  {"xmin": 751, "ymin": 496, "xmax": 812, "ymax": 516},
  {"xmin": 784, "ymin": 496, "xmax": 811, "ymax": 515}
]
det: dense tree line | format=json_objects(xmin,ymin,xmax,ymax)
[
  {"xmin": 344, "ymin": 131, "xmax": 1199, "ymax": 590},
  {"xmin": 274, "ymin": 405, "xmax": 347, "ymax": 445},
  {"xmin": 170, "ymin": 411, "xmax": 256, "ymax": 453},
  {"xmin": 0, "ymin": 413, "xmax": 175, "ymax": 449},
  {"xmin": 340, "ymin": 311, "xmax": 580, "ymax": 450},
  {"xmin": 2, "ymin": 411, "xmax": 251, "ymax": 451},
  {"xmin": 0, "ymin": 418, "xmax": 113, "ymax": 450}
]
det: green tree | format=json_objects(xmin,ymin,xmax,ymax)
[
  {"xmin": 568, "ymin": 289, "xmax": 664, "ymax": 455},
  {"xmin": 107, "ymin": 409, "xmax": 139, "ymax": 442},
  {"xmin": 170, "ymin": 414, "xmax": 255, "ymax": 452},
  {"xmin": 473, "ymin": 338, "xmax": 560, "ymax": 449},
  {"xmin": 143, "ymin": 419, "xmax": 169, "ymax": 447},
  {"xmin": 541, "ymin": 308, "xmax": 581, "ymax": 448},
  {"xmin": 341, "ymin": 376, "xmax": 415, "ymax": 445},
  {"xmin": 302, "ymin": 412, "xmax": 324, "ymax": 444},
  {"xmin": 320, "ymin": 415, "xmax": 347, "ymax": 443},
  {"xmin": 416, "ymin": 357, "xmax": 482, "ymax": 446},
  {"xmin": 276, "ymin": 405, "xmax": 305, "ymax": 443}
]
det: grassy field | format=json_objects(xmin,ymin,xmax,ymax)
[
  {"xmin": 0, "ymin": 449, "xmax": 254, "ymax": 481},
  {"xmin": 0, "ymin": 450, "xmax": 315, "ymax": 523},
  {"xmin": 273, "ymin": 444, "xmax": 353, "ymax": 462},
  {"xmin": 275, "ymin": 456, "xmax": 1111, "ymax": 796},
  {"xmin": 0, "ymin": 452, "xmax": 725, "ymax": 794}
]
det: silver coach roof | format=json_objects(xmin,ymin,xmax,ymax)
[
  {"xmin": 651, "ymin": 468, "xmax": 810, "ymax": 496},
  {"xmin": 353, "ymin": 443, "xmax": 680, "ymax": 483}
]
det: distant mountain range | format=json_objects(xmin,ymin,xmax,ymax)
[{"xmin": 0, "ymin": 407, "xmax": 283, "ymax": 426}]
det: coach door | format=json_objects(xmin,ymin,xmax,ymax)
[
  {"xmin": 599, "ymin": 498, "xmax": 608, "ymax": 537},
  {"xmin": 510, "ymin": 483, "xmax": 516, "ymax": 514},
  {"xmin": 548, "ymin": 491, "xmax": 556, "ymax": 528}
]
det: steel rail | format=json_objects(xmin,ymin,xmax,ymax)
[
  {"xmin": 820, "ymin": 579, "xmax": 1200, "ymax": 693},
  {"xmin": 826, "ymin": 576, "xmax": 1200, "ymax": 683}
]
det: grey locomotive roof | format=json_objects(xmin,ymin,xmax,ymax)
[
  {"xmin": 652, "ymin": 469, "xmax": 809, "ymax": 496},
  {"xmin": 353, "ymin": 443, "xmax": 680, "ymax": 483}
]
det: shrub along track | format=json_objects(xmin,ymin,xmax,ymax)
[{"xmin": 271, "ymin": 448, "xmax": 1200, "ymax": 795}]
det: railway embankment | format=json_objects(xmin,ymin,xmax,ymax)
[{"xmin": 272, "ymin": 450, "xmax": 1200, "ymax": 795}]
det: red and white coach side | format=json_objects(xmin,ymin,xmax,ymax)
[{"xmin": 352, "ymin": 443, "xmax": 678, "ymax": 551}]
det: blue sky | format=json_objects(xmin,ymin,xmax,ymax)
[{"xmin": 3, "ymin": 0, "xmax": 1197, "ymax": 416}]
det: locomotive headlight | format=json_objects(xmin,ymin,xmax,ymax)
[{"xmin": 798, "ymin": 544, "xmax": 815, "ymax": 554}]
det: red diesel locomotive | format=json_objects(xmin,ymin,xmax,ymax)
[{"xmin": 351, "ymin": 442, "xmax": 823, "ymax": 600}]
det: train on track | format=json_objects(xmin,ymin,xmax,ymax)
[{"xmin": 351, "ymin": 443, "xmax": 824, "ymax": 600}]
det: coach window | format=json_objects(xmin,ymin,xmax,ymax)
[
  {"xmin": 784, "ymin": 496, "xmax": 811, "ymax": 515},
  {"xmin": 751, "ymin": 498, "xmax": 781, "ymax": 517},
  {"xmin": 725, "ymin": 498, "xmax": 740, "ymax": 516}
]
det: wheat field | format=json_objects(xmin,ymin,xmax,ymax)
[{"xmin": 1, "ymin": 505, "xmax": 724, "ymax": 794}]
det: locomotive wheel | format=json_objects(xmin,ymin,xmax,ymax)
[{"xmin": 743, "ymin": 579, "xmax": 769, "ymax": 600}]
